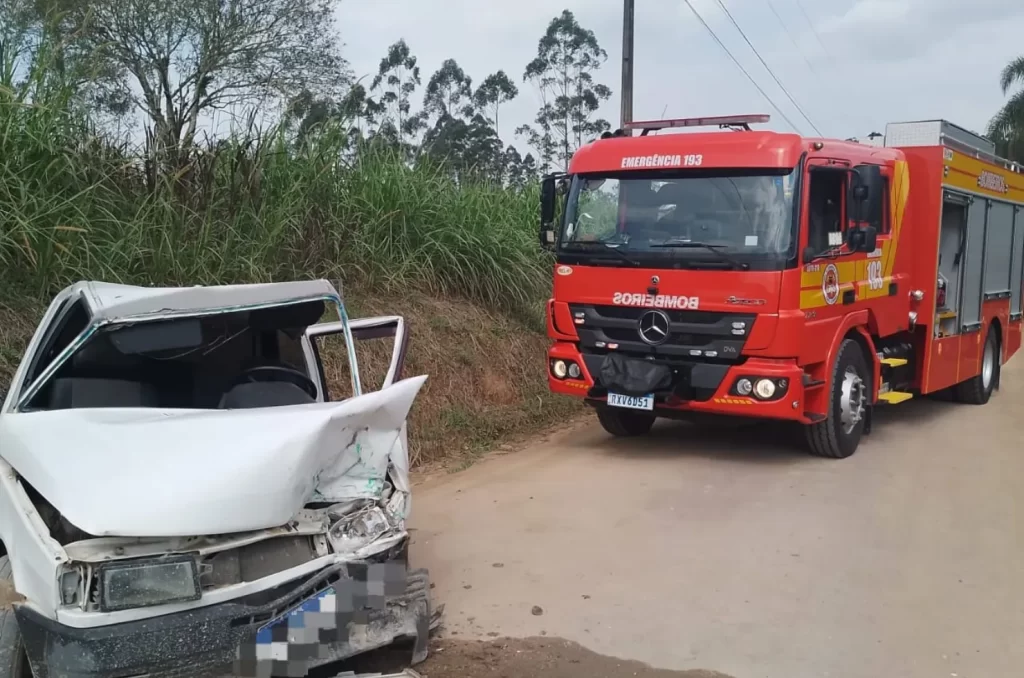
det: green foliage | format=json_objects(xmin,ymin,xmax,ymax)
[
  {"xmin": 369, "ymin": 39, "xmax": 427, "ymax": 156},
  {"xmin": 473, "ymin": 70, "xmax": 518, "ymax": 137},
  {"xmin": 0, "ymin": 6, "xmax": 618, "ymax": 318},
  {"xmin": 0, "ymin": 80, "xmax": 549, "ymax": 316},
  {"xmin": 988, "ymin": 55, "xmax": 1024, "ymax": 161},
  {"xmin": 517, "ymin": 9, "xmax": 613, "ymax": 172},
  {"xmin": 17, "ymin": 0, "xmax": 351, "ymax": 169}
]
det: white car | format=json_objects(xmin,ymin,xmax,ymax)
[{"xmin": 0, "ymin": 280, "xmax": 435, "ymax": 678}]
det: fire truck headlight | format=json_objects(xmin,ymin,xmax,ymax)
[
  {"xmin": 551, "ymin": 360, "xmax": 568, "ymax": 379},
  {"xmin": 567, "ymin": 362, "xmax": 581, "ymax": 379},
  {"xmin": 735, "ymin": 378, "xmax": 753, "ymax": 396},
  {"xmin": 754, "ymin": 378, "xmax": 777, "ymax": 400}
]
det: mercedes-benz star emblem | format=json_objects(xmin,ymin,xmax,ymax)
[
  {"xmin": 638, "ymin": 310, "xmax": 671, "ymax": 345},
  {"xmin": 650, "ymin": 275, "xmax": 660, "ymax": 285}
]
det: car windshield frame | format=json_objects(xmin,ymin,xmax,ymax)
[
  {"xmin": 13, "ymin": 295, "xmax": 359, "ymax": 413},
  {"xmin": 557, "ymin": 165, "xmax": 802, "ymax": 272}
]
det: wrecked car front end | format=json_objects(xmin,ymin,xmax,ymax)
[{"xmin": 0, "ymin": 280, "xmax": 437, "ymax": 678}]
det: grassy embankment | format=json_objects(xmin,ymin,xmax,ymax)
[{"xmin": 0, "ymin": 80, "xmax": 579, "ymax": 468}]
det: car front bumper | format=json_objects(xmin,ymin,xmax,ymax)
[{"xmin": 15, "ymin": 560, "xmax": 433, "ymax": 678}]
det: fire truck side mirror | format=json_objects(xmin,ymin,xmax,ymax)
[
  {"xmin": 849, "ymin": 164, "xmax": 884, "ymax": 227},
  {"xmin": 847, "ymin": 222, "xmax": 878, "ymax": 253},
  {"xmin": 540, "ymin": 175, "xmax": 557, "ymax": 249},
  {"xmin": 847, "ymin": 224, "xmax": 878, "ymax": 253}
]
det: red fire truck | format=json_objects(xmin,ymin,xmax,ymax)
[{"xmin": 540, "ymin": 115, "xmax": 1024, "ymax": 458}]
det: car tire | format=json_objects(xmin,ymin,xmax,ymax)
[
  {"xmin": 0, "ymin": 557, "xmax": 31, "ymax": 678},
  {"xmin": 954, "ymin": 327, "xmax": 999, "ymax": 405},
  {"xmin": 596, "ymin": 407, "xmax": 656, "ymax": 436},
  {"xmin": 805, "ymin": 339, "xmax": 870, "ymax": 459}
]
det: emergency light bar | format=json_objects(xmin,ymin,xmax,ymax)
[{"xmin": 624, "ymin": 114, "xmax": 770, "ymax": 136}]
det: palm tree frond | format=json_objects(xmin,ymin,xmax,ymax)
[
  {"xmin": 987, "ymin": 89, "xmax": 1024, "ymax": 138},
  {"xmin": 999, "ymin": 56, "xmax": 1024, "ymax": 95}
]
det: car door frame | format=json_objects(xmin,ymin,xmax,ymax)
[{"xmin": 301, "ymin": 315, "xmax": 409, "ymax": 402}]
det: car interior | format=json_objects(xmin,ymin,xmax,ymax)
[{"xmin": 25, "ymin": 299, "xmax": 329, "ymax": 411}]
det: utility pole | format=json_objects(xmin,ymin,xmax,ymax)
[{"xmin": 620, "ymin": 0, "xmax": 635, "ymax": 131}]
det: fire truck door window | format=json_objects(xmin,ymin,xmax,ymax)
[
  {"xmin": 807, "ymin": 170, "xmax": 846, "ymax": 253},
  {"xmin": 938, "ymin": 199, "xmax": 968, "ymax": 315}
]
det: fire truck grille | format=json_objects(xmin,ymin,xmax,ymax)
[
  {"xmin": 567, "ymin": 304, "xmax": 756, "ymax": 363},
  {"xmin": 586, "ymin": 305, "xmax": 725, "ymax": 325}
]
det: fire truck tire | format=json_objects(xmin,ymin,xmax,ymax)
[
  {"xmin": 805, "ymin": 339, "xmax": 869, "ymax": 459},
  {"xmin": 954, "ymin": 327, "xmax": 999, "ymax": 405},
  {"xmin": 596, "ymin": 407, "xmax": 656, "ymax": 437}
]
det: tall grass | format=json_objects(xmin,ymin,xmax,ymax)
[{"xmin": 0, "ymin": 69, "xmax": 550, "ymax": 317}]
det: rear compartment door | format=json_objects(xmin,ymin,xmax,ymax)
[{"xmin": 302, "ymin": 316, "xmax": 409, "ymax": 401}]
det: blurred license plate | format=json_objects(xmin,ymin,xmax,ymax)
[{"xmin": 607, "ymin": 393, "xmax": 654, "ymax": 410}]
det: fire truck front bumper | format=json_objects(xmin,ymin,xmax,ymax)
[{"xmin": 547, "ymin": 344, "xmax": 812, "ymax": 424}]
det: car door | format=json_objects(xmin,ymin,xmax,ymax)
[
  {"xmin": 301, "ymin": 315, "xmax": 409, "ymax": 402},
  {"xmin": 302, "ymin": 315, "xmax": 414, "ymax": 499}
]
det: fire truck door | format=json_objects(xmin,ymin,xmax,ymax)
[
  {"xmin": 959, "ymin": 194, "xmax": 987, "ymax": 333},
  {"xmin": 937, "ymin": 191, "xmax": 969, "ymax": 330},
  {"xmin": 1012, "ymin": 206, "xmax": 1024, "ymax": 320}
]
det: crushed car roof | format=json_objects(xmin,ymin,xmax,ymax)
[{"xmin": 65, "ymin": 279, "xmax": 340, "ymax": 322}]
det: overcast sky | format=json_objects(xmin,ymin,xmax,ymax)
[{"xmin": 336, "ymin": 0, "xmax": 1024, "ymax": 148}]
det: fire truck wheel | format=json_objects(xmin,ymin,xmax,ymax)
[
  {"xmin": 805, "ymin": 339, "xmax": 869, "ymax": 459},
  {"xmin": 596, "ymin": 407, "xmax": 656, "ymax": 437},
  {"xmin": 954, "ymin": 327, "xmax": 1000, "ymax": 405}
]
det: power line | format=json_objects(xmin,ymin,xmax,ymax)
[
  {"xmin": 771, "ymin": 0, "xmax": 877, "ymax": 137},
  {"xmin": 681, "ymin": 0, "xmax": 803, "ymax": 134},
  {"xmin": 794, "ymin": 0, "xmax": 835, "ymax": 62},
  {"xmin": 713, "ymin": 0, "xmax": 822, "ymax": 136},
  {"xmin": 765, "ymin": 0, "xmax": 821, "ymax": 78}
]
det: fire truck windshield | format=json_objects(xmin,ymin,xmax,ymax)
[{"xmin": 559, "ymin": 168, "xmax": 798, "ymax": 269}]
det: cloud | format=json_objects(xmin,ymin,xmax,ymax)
[{"xmin": 337, "ymin": 0, "xmax": 1024, "ymax": 147}]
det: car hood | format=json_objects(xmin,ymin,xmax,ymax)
[{"xmin": 0, "ymin": 376, "xmax": 425, "ymax": 538}]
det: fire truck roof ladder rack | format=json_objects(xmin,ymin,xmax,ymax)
[{"xmin": 624, "ymin": 114, "xmax": 771, "ymax": 136}]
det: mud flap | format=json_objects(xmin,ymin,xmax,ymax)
[{"xmin": 598, "ymin": 354, "xmax": 673, "ymax": 396}]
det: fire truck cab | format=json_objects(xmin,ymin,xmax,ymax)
[{"xmin": 540, "ymin": 115, "xmax": 1024, "ymax": 458}]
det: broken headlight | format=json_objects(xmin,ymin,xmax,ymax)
[
  {"xmin": 327, "ymin": 506, "xmax": 392, "ymax": 554},
  {"xmin": 97, "ymin": 556, "xmax": 200, "ymax": 612},
  {"xmin": 59, "ymin": 568, "xmax": 82, "ymax": 606}
]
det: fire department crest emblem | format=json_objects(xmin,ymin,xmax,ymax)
[{"xmin": 822, "ymin": 264, "xmax": 840, "ymax": 305}]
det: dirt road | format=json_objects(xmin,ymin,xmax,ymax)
[{"xmin": 408, "ymin": 358, "xmax": 1024, "ymax": 678}]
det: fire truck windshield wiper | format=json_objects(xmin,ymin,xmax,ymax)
[
  {"xmin": 563, "ymin": 241, "xmax": 640, "ymax": 266},
  {"xmin": 648, "ymin": 241, "xmax": 750, "ymax": 270}
]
